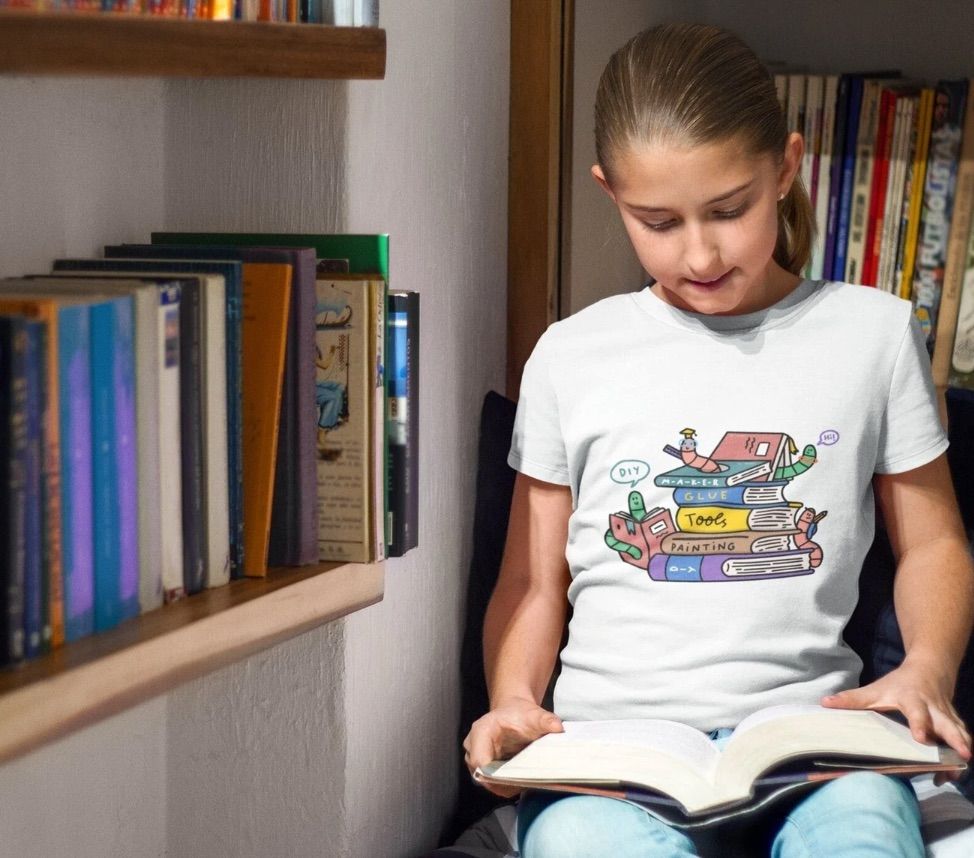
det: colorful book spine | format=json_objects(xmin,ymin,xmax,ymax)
[
  {"xmin": 834, "ymin": 75, "xmax": 866, "ymax": 281},
  {"xmin": 912, "ymin": 79, "xmax": 968, "ymax": 350},
  {"xmin": 824, "ymin": 74, "xmax": 852, "ymax": 280},
  {"xmin": 671, "ymin": 482, "xmax": 788, "ymax": 508},
  {"xmin": 897, "ymin": 88, "xmax": 936, "ymax": 299}
]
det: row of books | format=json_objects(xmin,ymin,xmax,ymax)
[
  {"xmin": 0, "ymin": 232, "xmax": 419, "ymax": 668},
  {"xmin": 0, "ymin": 0, "xmax": 377, "ymax": 24},
  {"xmin": 775, "ymin": 71, "xmax": 974, "ymax": 391}
]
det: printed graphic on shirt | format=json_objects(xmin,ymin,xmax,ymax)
[{"xmin": 604, "ymin": 429, "xmax": 828, "ymax": 582}]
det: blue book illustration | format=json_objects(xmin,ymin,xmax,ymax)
[
  {"xmin": 672, "ymin": 481, "xmax": 790, "ymax": 508},
  {"xmin": 58, "ymin": 306, "xmax": 95, "ymax": 642}
]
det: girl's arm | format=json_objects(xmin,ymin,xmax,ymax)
[
  {"xmin": 823, "ymin": 453, "xmax": 974, "ymax": 763},
  {"xmin": 463, "ymin": 472, "xmax": 573, "ymax": 795}
]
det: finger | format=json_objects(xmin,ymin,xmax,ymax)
[
  {"xmin": 900, "ymin": 700, "xmax": 936, "ymax": 744},
  {"xmin": 930, "ymin": 707, "xmax": 973, "ymax": 760},
  {"xmin": 821, "ymin": 687, "xmax": 878, "ymax": 710}
]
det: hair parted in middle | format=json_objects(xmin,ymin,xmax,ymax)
[{"xmin": 594, "ymin": 22, "xmax": 814, "ymax": 276}]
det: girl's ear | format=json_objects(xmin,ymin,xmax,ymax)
[
  {"xmin": 778, "ymin": 131, "xmax": 804, "ymax": 197},
  {"xmin": 591, "ymin": 164, "xmax": 617, "ymax": 202}
]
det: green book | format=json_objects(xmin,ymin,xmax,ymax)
[{"xmin": 151, "ymin": 232, "xmax": 390, "ymax": 284}]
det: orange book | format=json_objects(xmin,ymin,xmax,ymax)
[
  {"xmin": 0, "ymin": 298, "xmax": 64, "ymax": 650},
  {"xmin": 241, "ymin": 264, "xmax": 291, "ymax": 576}
]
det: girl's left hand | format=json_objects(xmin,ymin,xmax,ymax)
[{"xmin": 821, "ymin": 657, "xmax": 973, "ymax": 785}]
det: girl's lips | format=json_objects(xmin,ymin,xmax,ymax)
[{"xmin": 687, "ymin": 271, "xmax": 732, "ymax": 289}]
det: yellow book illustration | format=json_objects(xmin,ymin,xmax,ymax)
[{"xmin": 676, "ymin": 505, "xmax": 799, "ymax": 534}]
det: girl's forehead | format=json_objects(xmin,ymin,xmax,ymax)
[{"xmin": 610, "ymin": 138, "xmax": 773, "ymax": 205}]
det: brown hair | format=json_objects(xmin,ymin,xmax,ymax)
[{"xmin": 594, "ymin": 22, "xmax": 813, "ymax": 275}]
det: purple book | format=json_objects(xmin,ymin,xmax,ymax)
[{"xmin": 648, "ymin": 551, "xmax": 814, "ymax": 582}]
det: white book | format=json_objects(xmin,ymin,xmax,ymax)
[
  {"xmin": 200, "ymin": 274, "xmax": 230, "ymax": 589},
  {"xmin": 477, "ymin": 705, "xmax": 964, "ymax": 827}
]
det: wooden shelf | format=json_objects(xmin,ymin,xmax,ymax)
[
  {"xmin": 0, "ymin": 560, "xmax": 384, "ymax": 764},
  {"xmin": 0, "ymin": 11, "xmax": 386, "ymax": 79}
]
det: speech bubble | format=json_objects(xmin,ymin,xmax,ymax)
[
  {"xmin": 611, "ymin": 459, "xmax": 650, "ymax": 488},
  {"xmin": 818, "ymin": 429, "xmax": 840, "ymax": 446}
]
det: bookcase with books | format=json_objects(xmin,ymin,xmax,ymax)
[{"xmin": 0, "ymin": 17, "xmax": 391, "ymax": 764}]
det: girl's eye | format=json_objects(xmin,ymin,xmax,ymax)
[
  {"xmin": 713, "ymin": 204, "xmax": 747, "ymax": 219},
  {"xmin": 642, "ymin": 219, "xmax": 677, "ymax": 232}
]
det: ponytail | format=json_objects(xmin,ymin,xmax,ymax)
[{"xmin": 775, "ymin": 176, "xmax": 815, "ymax": 275}]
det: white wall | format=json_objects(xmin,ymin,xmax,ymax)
[{"xmin": 0, "ymin": 1, "xmax": 508, "ymax": 855}]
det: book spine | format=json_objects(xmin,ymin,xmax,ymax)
[
  {"xmin": 812, "ymin": 75, "xmax": 839, "ymax": 280},
  {"xmin": 179, "ymin": 281, "xmax": 204, "ymax": 597},
  {"xmin": 370, "ymin": 279, "xmax": 386, "ymax": 562},
  {"xmin": 862, "ymin": 88, "xmax": 896, "ymax": 286},
  {"xmin": 40, "ymin": 309, "xmax": 63, "ymax": 650},
  {"xmin": 59, "ymin": 306, "xmax": 94, "ymax": 642},
  {"xmin": 824, "ymin": 74, "xmax": 851, "ymax": 280},
  {"xmin": 404, "ymin": 292, "xmax": 419, "ymax": 553},
  {"xmin": 386, "ymin": 293, "xmax": 408, "ymax": 556},
  {"xmin": 898, "ymin": 89, "xmax": 935, "ymax": 299},
  {"xmin": 224, "ymin": 269, "xmax": 244, "ymax": 580},
  {"xmin": 675, "ymin": 505, "xmax": 795, "ymax": 533},
  {"xmin": 949, "ymin": 218, "xmax": 974, "ymax": 389},
  {"xmin": 912, "ymin": 80, "xmax": 968, "ymax": 350},
  {"xmin": 203, "ymin": 278, "xmax": 231, "ymax": 589},
  {"xmin": 834, "ymin": 77, "xmax": 865, "ymax": 281},
  {"xmin": 930, "ymin": 79, "xmax": 974, "ymax": 389},
  {"xmin": 22, "ymin": 320, "xmax": 44, "ymax": 659},
  {"xmin": 89, "ymin": 302, "xmax": 123, "ymax": 632},
  {"xmin": 112, "ymin": 298, "xmax": 140, "ymax": 622},
  {"xmin": 846, "ymin": 80, "xmax": 882, "ymax": 283},
  {"xmin": 1, "ymin": 319, "xmax": 28, "ymax": 665},
  {"xmin": 878, "ymin": 97, "xmax": 912, "ymax": 293},
  {"xmin": 157, "ymin": 286, "xmax": 185, "ymax": 603}
]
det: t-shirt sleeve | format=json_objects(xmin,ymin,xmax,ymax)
[
  {"xmin": 874, "ymin": 312, "xmax": 949, "ymax": 474},
  {"xmin": 508, "ymin": 332, "xmax": 571, "ymax": 485}
]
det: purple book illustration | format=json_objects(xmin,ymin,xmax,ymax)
[{"xmin": 648, "ymin": 551, "xmax": 814, "ymax": 582}]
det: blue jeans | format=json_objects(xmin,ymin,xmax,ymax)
[{"xmin": 518, "ymin": 730, "xmax": 924, "ymax": 857}]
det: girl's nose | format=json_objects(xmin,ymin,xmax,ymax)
[{"xmin": 683, "ymin": 226, "xmax": 721, "ymax": 280}]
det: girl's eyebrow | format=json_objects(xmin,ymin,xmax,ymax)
[{"xmin": 625, "ymin": 181, "xmax": 753, "ymax": 213}]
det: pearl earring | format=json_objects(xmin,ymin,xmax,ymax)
[{"xmin": 777, "ymin": 192, "xmax": 785, "ymax": 201}]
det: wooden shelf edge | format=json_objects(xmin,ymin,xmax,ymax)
[
  {"xmin": 0, "ymin": 560, "xmax": 384, "ymax": 765},
  {"xmin": 0, "ymin": 12, "xmax": 386, "ymax": 79}
]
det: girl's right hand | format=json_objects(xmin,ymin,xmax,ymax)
[{"xmin": 463, "ymin": 698, "xmax": 564, "ymax": 797}]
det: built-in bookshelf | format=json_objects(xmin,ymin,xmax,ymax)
[
  {"xmin": 0, "ymin": 12, "xmax": 386, "ymax": 79},
  {"xmin": 0, "ymin": 17, "xmax": 387, "ymax": 762}
]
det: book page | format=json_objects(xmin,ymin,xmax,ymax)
[
  {"xmin": 486, "ymin": 719, "xmax": 724, "ymax": 814},
  {"xmin": 715, "ymin": 706, "xmax": 942, "ymax": 803}
]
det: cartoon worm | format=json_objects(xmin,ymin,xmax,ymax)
[
  {"xmin": 795, "ymin": 507, "xmax": 827, "ymax": 567},
  {"xmin": 775, "ymin": 444, "xmax": 818, "ymax": 480},
  {"xmin": 663, "ymin": 428, "xmax": 722, "ymax": 473},
  {"xmin": 604, "ymin": 490, "xmax": 650, "ymax": 559}
]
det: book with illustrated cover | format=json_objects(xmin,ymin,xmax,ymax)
[
  {"xmin": 475, "ymin": 705, "xmax": 966, "ymax": 829},
  {"xmin": 314, "ymin": 275, "xmax": 374, "ymax": 563}
]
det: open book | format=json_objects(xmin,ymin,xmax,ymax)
[{"xmin": 475, "ymin": 704, "xmax": 966, "ymax": 827}]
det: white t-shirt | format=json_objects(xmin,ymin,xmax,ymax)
[{"xmin": 509, "ymin": 279, "xmax": 948, "ymax": 731}]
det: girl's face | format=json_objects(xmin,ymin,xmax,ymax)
[{"xmin": 592, "ymin": 133, "xmax": 803, "ymax": 316}]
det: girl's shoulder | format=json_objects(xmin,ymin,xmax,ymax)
[{"xmin": 815, "ymin": 279, "xmax": 914, "ymax": 327}]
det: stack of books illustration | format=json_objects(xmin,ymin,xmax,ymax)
[{"xmin": 606, "ymin": 431, "xmax": 826, "ymax": 582}]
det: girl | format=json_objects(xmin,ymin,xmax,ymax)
[{"xmin": 464, "ymin": 22, "xmax": 974, "ymax": 858}]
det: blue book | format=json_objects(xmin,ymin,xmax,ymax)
[
  {"xmin": 654, "ymin": 460, "xmax": 774, "ymax": 489},
  {"xmin": 833, "ymin": 75, "xmax": 864, "ymax": 281},
  {"xmin": 672, "ymin": 481, "xmax": 790, "ymax": 508},
  {"xmin": 22, "ymin": 320, "xmax": 45, "ymax": 658},
  {"xmin": 823, "ymin": 74, "xmax": 851, "ymax": 279},
  {"xmin": 58, "ymin": 306, "xmax": 95, "ymax": 642}
]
